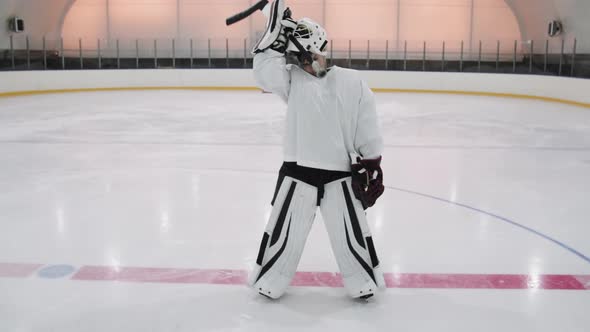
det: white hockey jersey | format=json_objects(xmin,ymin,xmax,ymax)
[{"xmin": 253, "ymin": 50, "xmax": 383, "ymax": 172}]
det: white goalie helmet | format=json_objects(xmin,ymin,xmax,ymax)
[{"xmin": 287, "ymin": 17, "xmax": 328, "ymax": 56}]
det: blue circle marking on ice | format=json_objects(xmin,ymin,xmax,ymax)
[
  {"xmin": 37, "ymin": 265, "xmax": 76, "ymax": 279},
  {"xmin": 386, "ymin": 185, "xmax": 590, "ymax": 265}
]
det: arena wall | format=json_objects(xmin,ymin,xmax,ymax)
[{"xmin": 0, "ymin": 69, "xmax": 589, "ymax": 107}]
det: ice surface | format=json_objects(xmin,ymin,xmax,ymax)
[{"xmin": 0, "ymin": 90, "xmax": 589, "ymax": 331}]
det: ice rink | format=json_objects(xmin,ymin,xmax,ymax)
[{"xmin": 1, "ymin": 89, "xmax": 589, "ymax": 331}]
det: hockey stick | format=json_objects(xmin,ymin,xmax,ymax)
[{"xmin": 226, "ymin": 0, "xmax": 269, "ymax": 26}]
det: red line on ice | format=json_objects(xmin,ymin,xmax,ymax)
[
  {"xmin": 0, "ymin": 263, "xmax": 43, "ymax": 278},
  {"xmin": 2, "ymin": 263, "xmax": 589, "ymax": 290},
  {"xmin": 70, "ymin": 266, "xmax": 589, "ymax": 290}
]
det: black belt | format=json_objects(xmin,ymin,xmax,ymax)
[{"xmin": 279, "ymin": 162, "xmax": 350, "ymax": 206}]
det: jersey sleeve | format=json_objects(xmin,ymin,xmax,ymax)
[
  {"xmin": 354, "ymin": 79, "xmax": 383, "ymax": 159},
  {"xmin": 253, "ymin": 49, "xmax": 291, "ymax": 103}
]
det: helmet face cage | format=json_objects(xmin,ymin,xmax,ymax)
[
  {"xmin": 287, "ymin": 18, "xmax": 328, "ymax": 56},
  {"xmin": 293, "ymin": 25, "xmax": 312, "ymax": 40}
]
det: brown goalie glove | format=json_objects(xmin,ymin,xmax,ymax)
[{"xmin": 350, "ymin": 155, "xmax": 384, "ymax": 210}]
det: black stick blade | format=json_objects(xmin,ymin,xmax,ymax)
[{"xmin": 226, "ymin": 0, "xmax": 269, "ymax": 26}]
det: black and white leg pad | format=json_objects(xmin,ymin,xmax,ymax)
[
  {"xmin": 249, "ymin": 177, "xmax": 318, "ymax": 299},
  {"xmin": 320, "ymin": 178, "xmax": 386, "ymax": 298}
]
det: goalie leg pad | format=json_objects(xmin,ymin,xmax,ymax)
[
  {"xmin": 249, "ymin": 176, "xmax": 318, "ymax": 299},
  {"xmin": 320, "ymin": 178, "xmax": 385, "ymax": 298}
]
